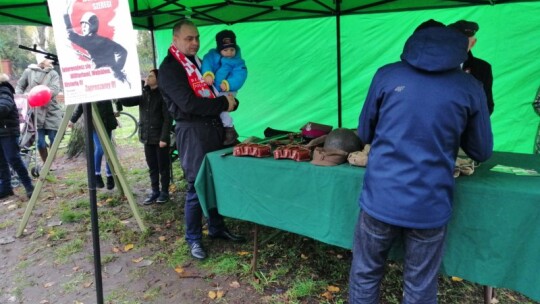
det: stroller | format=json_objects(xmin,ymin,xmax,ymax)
[{"xmin": 10, "ymin": 94, "xmax": 40, "ymax": 188}]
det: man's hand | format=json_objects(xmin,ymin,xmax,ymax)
[
  {"xmin": 225, "ymin": 94, "xmax": 237, "ymax": 112},
  {"xmin": 67, "ymin": 121, "xmax": 74, "ymax": 129},
  {"xmin": 159, "ymin": 141, "xmax": 167, "ymax": 148}
]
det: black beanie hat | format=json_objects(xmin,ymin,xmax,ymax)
[
  {"xmin": 216, "ymin": 30, "xmax": 237, "ymax": 52},
  {"xmin": 448, "ymin": 20, "xmax": 479, "ymax": 37}
]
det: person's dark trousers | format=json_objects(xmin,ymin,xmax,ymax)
[
  {"xmin": 175, "ymin": 120, "xmax": 226, "ymax": 245},
  {"xmin": 144, "ymin": 144, "xmax": 171, "ymax": 193},
  {"xmin": 349, "ymin": 211, "xmax": 447, "ymax": 304},
  {"xmin": 0, "ymin": 136, "xmax": 33, "ymax": 193}
]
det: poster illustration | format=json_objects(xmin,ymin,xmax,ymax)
[{"xmin": 48, "ymin": 0, "xmax": 141, "ymax": 104}]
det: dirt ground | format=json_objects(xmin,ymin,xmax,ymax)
[{"xmin": 0, "ymin": 146, "xmax": 266, "ymax": 304}]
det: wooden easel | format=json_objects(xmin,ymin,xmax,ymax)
[{"xmin": 16, "ymin": 103, "xmax": 146, "ymax": 237}]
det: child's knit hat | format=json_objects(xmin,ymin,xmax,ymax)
[{"xmin": 216, "ymin": 30, "xmax": 237, "ymax": 52}]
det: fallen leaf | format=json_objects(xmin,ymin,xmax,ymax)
[
  {"xmin": 72, "ymin": 266, "xmax": 80, "ymax": 272},
  {"xmin": 74, "ymin": 301, "xmax": 84, "ymax": 304},
  {"xmin": 229, "ymin": 281, "xmax": 240, "ymax": 288},
  {"xmin": 112, "ymin": 247, "xmax": 120, "ymax": 253},
  {"xmin": 7, "ymin": 204, "xmax": 17, "ymax": 210},
  {"xmin": 158, "ymin": 236, "xmax": 167, "ymax": 241},
  {"xmin": 175, "ymin": 266, "xmax": 184, "ymax": 274},
  {"xmin": 327, "ymin": 285, "xmax": 340, "ymax": 293},
  {"xmin": 321, "ymin": 291, "xmax": 334, "ymax": 300},
  {"xmin": 39, "ymin": 300, "xmax": 49, "ymax": 304},
  {"xmin": 120, "ymin": 220, "xmax": 130, "ymax": 225},
  {"xmin": 336, "ymin": 254, "xmax": 343, "ymax": 259},
  {"xmin": 237, "ymin": 251, "xmax": 250, "ymax": 256},
  {"xmin": 491, "ymin": 297, "xmax": 499, "ymax": 304},
  {"xmin": 155, "ymin": 227, "xmax": 162, "ymax": 232},
  {"xmin": 96, "ymin": 202, "xmax": 103, "ymax": 207},
  {"xmin": 208, "ymin": 291, "xmax": 217, "ymax": 299},
  {"xmin": 216, "ymin": 291, "xmax": 224, "ymax": 299},
  {"xmin": 300, "ymin": 253, "xmax": 308, "ymax": 260},
  {"xmin": 123, "ymin": 244, "xmax": 134, "ymax": 252},
  {"xmin": 105, "ymin": 198, "xmax": 114, "ymax": 204},
  {"xmin": 83, "ymin": 281, "xmax": 93, "ymax": 288},
  {"xmin": 451, "ymin": 276, "xmax": 463, "ymax": 282},
  {"xmin": 132, "ymin": 257, "xmax": 144, "ymax": 263},
  {"xmin": 43, "ymin": 281, "xmax": 55, "ymax": 288}
]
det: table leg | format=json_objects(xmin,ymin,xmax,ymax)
[
  {"xmin": 483, "ymin": 286, "xmax": 495, "ymax": 304},
  {"xmin": 250, "ymin": 224, "xmax": 259, "ymax": 274}
]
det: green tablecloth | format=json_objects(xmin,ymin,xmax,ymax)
[{"xmin": 195, "ymin": 150, "xmax": 540, "ymax": 301}]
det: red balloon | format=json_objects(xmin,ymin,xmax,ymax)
[{"xmin": 28, "ymin": 85, "xmax": 52, "ymax": 107}]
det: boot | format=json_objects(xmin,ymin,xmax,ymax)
[
  {"xmin": 38, "ymin": 148, "xmax": 48, "ymax": 163},
  {"xmin": 106, "ymin": 176, "xmax": 115, "ymax": 190},
  {"xmin": 95, "ymin": 175, "xmax": 105, "ymax": 188}
]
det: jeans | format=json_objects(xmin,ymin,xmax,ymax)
[
  {"xmin": 349, "ymin": 211, "xmax": 447, "ymax": 304},
  {"xmin": 93, "ymin": 130, "xmax": 112, "ymax": 176},
  {"xmin": 0, "ymin": 136, "xmax": 33, "ymax": 193},
  {"xmin": 143, "ymin": 144, "xmax": 170, "ymax": 193},
  {"xmin": 175, "ymin": 121, "xmax": 226, "ymax": 244},
  {"xmin": 37, "ymin": 129, "xmax": 57, "ymax": 150}
]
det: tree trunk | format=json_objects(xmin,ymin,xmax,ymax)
[{"xmin": 66, "ymin": 120, "xmax": 86, "ymax": 159}]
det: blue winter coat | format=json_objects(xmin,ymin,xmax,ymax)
[
  {"xmin": 357, "ymin": 27, "xmax": 493, "ymax": 229},
  {"xmin": 201, "ymin": 48, "xmax": 247, "ymax": 92}
]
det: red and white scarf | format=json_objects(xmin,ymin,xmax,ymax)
[{"xmin": 169, "ymin": 44, "xmax": 216, "ymax": 98}]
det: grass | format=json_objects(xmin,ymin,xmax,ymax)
[{"xmin": 9, "ymin": 139, "xmax": 538, "ymax": 304}]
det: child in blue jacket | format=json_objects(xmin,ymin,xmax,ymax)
[{"xmin": 202, "ymin": 30, "xmax": 247, "ymax": 146}]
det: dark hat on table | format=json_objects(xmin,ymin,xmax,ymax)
[
  {"xmin": 311, "ymin": 147, "xmax": 349, "ymax": 166},
  {"xmin": 216, "ymin": 30, "xmax": 237, "ymax": 52},
  {"xmin": 448, "ymin": 20, "xmax": 479, "ymax": 37}
]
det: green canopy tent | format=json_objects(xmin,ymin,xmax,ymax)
[{"xmin": 1, "ymin": 0, "xmax": 540, "ymax": 153}]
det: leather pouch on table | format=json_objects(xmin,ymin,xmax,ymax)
[
  {"xmin": 300, "ymin": 122, "xmax": 333, "ymax": 139},
  {"xmin": 274, "ymin": 145, "xmax": 311, "ymax": 161},
  {"xmin": 233, "ymin": 143, "xmax": 271, "ymax": 157}
]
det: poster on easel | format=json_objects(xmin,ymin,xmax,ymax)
[{"xmin": 47, "ymin": 0, "xmax": 141, "ymax": 104}]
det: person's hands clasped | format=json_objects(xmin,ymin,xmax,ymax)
[
  {"xmin": 225, "ymin": 94, "xmax": 237, "ymax": 112},
  {"xmin": 159, "ymin": 141, "xmax": 167, "ymax": 148}
]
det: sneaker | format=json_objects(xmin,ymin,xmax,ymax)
[
  {"xmin": 25, "ymin": 185, "xmax": 34, "ymax": 199},
  {"xmin": 143, "ymin": 191, "xmax": 160, "ymax": 205},
  {"xmin": 106, "ymin": 176, "xmax": 115, "ymax": 190},
  {"xmin": 189, "ymin": 242, "xmax": 207, "ymax": 260},
  {"xmin": 156, "ymin": 192, "xmax": 169, "ymax": 204},
  {"xmin": 95, "ymin": 175, "xmax": 105, "ymax": 188}
]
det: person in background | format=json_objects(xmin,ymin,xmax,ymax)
[
  {"xmin": 121, "ymin": 69, "xmax": 172, "ymax": 204},
  {"xmin": 68, "ymin": 100, "xmax": 122, "ymax": 190},
  {"xmin": 158, "ymin": 20, "xmax": 246, "ymax": 261},
  {"xmin": 349, "ymin": 21, "xmax": 493, "ymax": 303},
  {"xmin": 16, "ymin": 58, "xmax": 63, "ymax": 166},
  {"xmin": 532, "ymin": 85, "xmax": 540, "ymax": 154},
  {"xmin": 0, "ymin": 74, "xmax": 34, "ymax": 199},
  {"xmin": 201, "ymin": 29, "xmax": 247, "ymax": 146},
  {"xmin": 448, "ymin": 20, "xmax": 494, "ymax": 115}
]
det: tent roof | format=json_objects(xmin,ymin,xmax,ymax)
[{"xmin": 0, "ymin": 0, "xmax": 538, "ymax": 29}]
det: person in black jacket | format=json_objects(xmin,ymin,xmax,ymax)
[
  {"xmin": 0, "ymin": 74, "xmax": 34, "ymax": 199},
  {"xmin": 158, "ymin": 20, "xmax": 245, "ymax": 260},
  {"xmin": 68, "ymin": 100, "xmax": 122, "ymax": 189},
  {"xmin": 449, "ymin": 20, "xmax": 494, "ymax": 115},
  {"xmin": 121, "ymin": 69, "xmax": 172, "ymax": 204}
]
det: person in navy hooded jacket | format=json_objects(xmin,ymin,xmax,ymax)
[
  {"xmin": 202, "ymin": 30, "xmax": 247, "ymax": 146},
  {"xmin": 349, "ymin": 20, "xmax": 493, "ymax": 303}
]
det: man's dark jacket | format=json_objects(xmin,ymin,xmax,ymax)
[
  {"xmin": 0, "ymin": 83, "xmax": 20, "ymax": 138},
  {"xmin": 463, "ymin": 51, "xmax": 494, "ymax": 114},
  {"xmin": 121, "ymin": 85, "xmax": 172, "ymax": 145}
]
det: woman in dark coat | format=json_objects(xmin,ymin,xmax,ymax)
[
  {"xmin": 0, "ymin": 74, "xmax": 34, "ymax": 199},
  {"xmin": 122, "ymin": 69, "xmax": 172, "ymax": 204},
  {"xmin": 68, "ymin": 100, "xmax": 122, "ymax": 190}
]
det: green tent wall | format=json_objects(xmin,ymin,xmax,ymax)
[{"xmin": 155, "ymin": 2, "xmax": 540, "ymax": 153}]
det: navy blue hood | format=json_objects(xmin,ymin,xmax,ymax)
[{"xmin": 401, "ymin": 27, "xmax": 469, "ymax": 72}]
